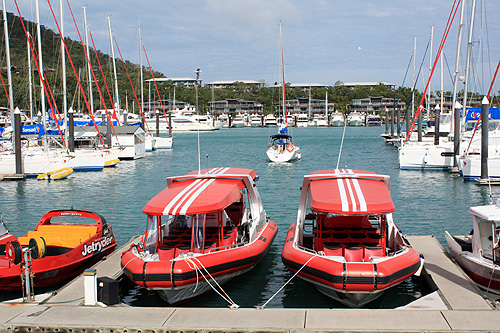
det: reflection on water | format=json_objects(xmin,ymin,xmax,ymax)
[{"xmin": 2, "ymin": 127, "xmax": 500, "ymax": 308}]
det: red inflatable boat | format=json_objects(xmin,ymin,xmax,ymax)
[
  {"xmin": 0, "ymin": 209, "xmax": 117, "ymax": 293},
  {"xmin": 121, "ymin": 167, "xmax": 277, "ymax": 305},
  {"xmin": 282, "ymin": 169, "xmax": 422, "ymax": 307}
]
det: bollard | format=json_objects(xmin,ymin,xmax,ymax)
[{"xmin": 84, "ymin": 269, "xmax": 97, "ymax": 306}]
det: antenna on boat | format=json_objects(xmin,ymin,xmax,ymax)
[
  {"xmin": 206, "ymin": 154, "xmax": 209, "ymax": 172},
  {"xmin": 336, "ymin": 120, "xmax": 347, "ymax": 170}
]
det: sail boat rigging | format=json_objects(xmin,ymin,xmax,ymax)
[{"xmin": 265, "ymin": 22, "xmax": 301, "ymax": 163}]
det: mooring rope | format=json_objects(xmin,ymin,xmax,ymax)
[
  {"xmin": 256, "ymin": 254, "xmax": 318, "ymax": 309},
  {"xmin": 182, "ymin": 256, "xmax": 239, "ymax": 309}
]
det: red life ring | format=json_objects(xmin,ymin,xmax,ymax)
[{"xmin": 286, "ymin": 144, "xmax": 294, "ymax": 152}]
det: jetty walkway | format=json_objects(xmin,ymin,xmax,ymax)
[{"xmin": 1, "ymin": 235, "xmax": 499, "ymax": 332}]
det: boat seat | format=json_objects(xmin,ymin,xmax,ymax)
[
  {"xmin": 343, "ymin": 242, "xmax": 360, "ymax": 248},
  {"xmin": 367, "ymin": 233, "xmax": 382, "ymax": 240},
  {"xmin": 331, "ymin": 232, "xmax": 348, "ymax": 240},
  {"xmin": 323, "ymin": 244, "xmax": 343, "ymax": 256},
  {"xmin": 349, "ymin": 233, "xmax": 366, "ymax": 241},
  {"xmin": 158, "ymin": 247, "xmax": 176, "ymax": 260},
  {"xmin": 364, "ymin": 246, "xmax": 385, "ymax": 261},
  {"xmin": 344, "ymin": 246, "xmax": 364, "ymax": 262},
  {"xmin": 18, "ymin": 225, "xmax": 97, "ymax": 249}
]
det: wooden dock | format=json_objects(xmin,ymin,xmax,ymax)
[{"xmin": 1, "ymin": 235, "xmax": 499, "ymax": 332}]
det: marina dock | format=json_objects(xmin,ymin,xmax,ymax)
[{"xmin": 0, "ymin": 235, "xmax": 498, "ymax": 332}]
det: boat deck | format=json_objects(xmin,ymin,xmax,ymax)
[{"xmin": 1, "ymin": 235, "xmax": 499, "ymax": 332}]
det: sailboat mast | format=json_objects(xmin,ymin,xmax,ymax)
[
  {"xmin": 107, "ymin": 16, "xmax": 120, "ymax": 111},
  {"xmin": 60, "ymin": 0, "xmax": 67, "ymax": 140},
  {"xmin": 83, "ymin": 6, "xmax": 94, "ymax": 115},
  {"xmin": 27, "ymin": 31, "xmax": 33, "ymax": 124},
  {"xmin": 279, "ymin": 22, "xmax": 287, "ymax": 123},
  {"xmin": 139, "ymin": 25, "xmax": 144, "ymax": 113},
  {"xmin": 412, "ymin": 37, "xmax": 416, "ymax": 118},
  {"xmin": 2, "ymin": 0, "xmax": 14, "ymax": 125},
  {"xmin": 35, "ymin": 0, "xmax": 47, "ymax": 149},
  {"xmin": 462, "ymin": 0, "xmax": 477, "ymax": 127},
  {"xmin": 452, "ymin": 0, "xmax": 465, "ymax": 168},
  {"xmin": 427, "ymin": 26, "xmax": 434, "ymax": 122}
]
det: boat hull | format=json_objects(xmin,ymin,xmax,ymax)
[
  {"xmin": 266, "ymin": 145, "xmax": 301, "ymax": 163},
  {"xmin": 398, "ymin": 143, "xmax": 454, "ymax": 170},
  {"xmin": 121, "ymin": 221, "xmax": 277, "ymax": 304},
  {"xmin": 282, "ymin": 223, "xmax": 421, "ymax": 308},
  {"xmin": 445, "ymin": 232, "xmax": 500, "ymax": 294},
  {"xmin": 0, "ymin": 210, "xmax": 117, "ymax": 292}
]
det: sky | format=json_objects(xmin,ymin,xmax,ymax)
[{"xmin": 7, "ymin": 0, "xmax": 500, "ymax": 92}]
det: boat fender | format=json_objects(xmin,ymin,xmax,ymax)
[
  {"xmin": 29, "ymin": 237, "xmax": 47, "ymax": 259},
  {"xmin": 6, "ymin": 240, "xmax": 22, "ymax": 265},
  {"xmin": 142, "ymin": 261, "xmax": 148, "ymax": 288},
  {"xmin": 373, "ymin": 262, "xmax": 378, "ymax": 291}
]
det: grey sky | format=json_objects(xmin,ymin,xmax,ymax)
[{"xmin": 8, "ymin": 0, "xmax": 500, "ymax": 92}]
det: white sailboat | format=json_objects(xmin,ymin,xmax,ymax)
[{"xmin": 266, "ymin": 22, "xmax": 301, "ymax": 163}]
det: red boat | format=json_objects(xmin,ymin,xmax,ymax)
[
  {"xmin": 282, "ymin": 169, "xmax": 423, "ymax": 307},
  {"xmin": 121, "ymin": 167, "xmax": 277, "ymax": 305},
  {"xmin": 0, "ymin": 209, "xmax": 117, "ymax": 293}
]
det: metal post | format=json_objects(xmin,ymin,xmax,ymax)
[
  {"xmin": 123, "ymin": 110, "xmax": 128, "ymax": 126},
  {"xmin": 14, "ymin": 108, "xmax": 22, "ymax": 175},
  {"xmin": 418, "ymin": 111, "xmax": 422, "ymax": 142},
  {"xmin": 481, "ymin": 96, "xmax": 489, "ymax": 180},
  {"xmin": 390, "ymin": 108, "xmax": 394, "ymax": 136},
  {"xmin": 453, "ymin": 101, "xmax": 462, "ymax": 169},
  {"xmin": 156, "ymin": 110, "xmax": 160, "ymax": 137},
  {"xmin": 405, "ymin": 109, "xmax": 410, "ymax": 135},
  {"xmin": 396, "ymin": 109, "xmax": 401, "ymax": 136},
  {"xmin": 168, "ymin": 112, "xmax": 172, "ymax": 135},
  {"xmin": 68, "ymin": 109, "xmax": 75, "ymax": 152},
  {"xmin": 385, "ymin": 108, "xmax": 389, "ymax": 134},
  {"xmin": 106, "ymin": 115, "xmax": 112, "ymax": 148},
  {"xmin": 434, "ymin": 104, "xmax": 440, "ymax": 146}
]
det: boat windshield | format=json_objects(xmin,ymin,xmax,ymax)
[{"xmin": 144, "ymin": 215, "xmax": 160, "ymax": 254}]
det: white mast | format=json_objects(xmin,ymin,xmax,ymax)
[
  {"xmin": 2, "ymin": 0, "xmax": 14, "ymax": 127},
  {"xmin": 83, "ymin": 6, "xmax": 93, "ymax": 115},
  {"xmin": 27, "ymin": 31, "xmax": 33, "ymax": 124},
  {"xmin": 412, "ymin": 37, "xmax": 416, "ymax": 117},
  {"xmin": 325, "ymin": 90, "xmax": 328, "ymax": 117},
  {"xmin": 427, "ymin": 26, "xmax": 434, "ymax": 121},
  {"xmin": 35, "ymin": 0, "xmax": 47, "ymax": 149},
  {"xmin": 107, "ymin": 16, "xmax": 120, "ymax": 111},
  {"xmin": 462, "ymin": 0, "xmax": 477, "ymax": 127},
  {"xmin": 279, "ymin": 21, "xmax": 286, "ymax": 124},
  {"xmin": 60, "ymin": 0, "xmax": 67, "ymax": 138},
  {"xmin": 138, "ymin": 25, "xmax": 144, "ymax": 113}
]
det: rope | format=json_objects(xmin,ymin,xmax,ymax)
[
  {"xmin": 256, "ymin": 254, "xmax": 318, "ymax": 309},
  {"xmin": 182, "ymin": 256, "xmax": 239, "ymax": 309}
]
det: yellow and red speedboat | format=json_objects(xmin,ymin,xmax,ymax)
[{"xmin": 0, "ymin": 209, "xmax": 116, "ymax": 292}]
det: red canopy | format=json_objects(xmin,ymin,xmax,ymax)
[
  {"xmin": 143, "ymin": 168, "xmax": 256, "ymax": 216},
  {"xmin": 307, "ymin": 169, "xmax": 395, "ymax": 215}
]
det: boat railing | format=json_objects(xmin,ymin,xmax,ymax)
[{"xmin": 296, "ymin": 244, "xmax": 318, "ymax": 255}]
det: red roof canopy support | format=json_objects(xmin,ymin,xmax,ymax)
[{"xmin": 307, "ymin": 170, "xmax": 395, "ymax": 215}]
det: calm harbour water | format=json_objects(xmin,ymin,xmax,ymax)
[{"xmin": 0, "ymin": 126, "xmax": 495, "ymax": 308}]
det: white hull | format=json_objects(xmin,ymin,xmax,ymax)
[
  {"xmin": 231, "ymin": 122, "xmax": 246, "ymax": 128},
  {"xmin": 398, "ymin": 142, "xmax": 454, "ymax": 170},
  {"xmin": 68, "ymin": 150, "xmax": 106, "ymax": 171},
  {"xmin": 155, "ymin": 137, "xmax": 173, "ymax": 149},
  {"xmin": 331, "ymin": 120, "xmax": 345, "ymax": 127},
  {"xmin": 266, "ymin": 145, "xmax": 301, "ymax": 162},
  {"xmin": 445, "ymin": 232, "xmax": 500, "ymax": 295},
  {"xmin": 146, "ymin": 119, "xmax": 215, "ymax": 132},
  {"xmin": 0, "ymin": 152, "xmax": 70, "ymax": 177}
]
